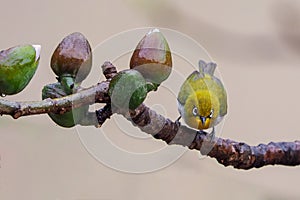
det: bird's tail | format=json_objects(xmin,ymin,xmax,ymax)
[{"xmin": 198, "ymin": 60, "xmax": 217, "ymax": 75}]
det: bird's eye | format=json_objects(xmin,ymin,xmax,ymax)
[
  {"xmin": 208, "ymin": 109, "xmax": 214, "ymax": 118},
  {"xmin": 192, "ymin": 106, "xmax": 198, "ymax": 116}
]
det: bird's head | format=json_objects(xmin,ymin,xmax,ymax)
[{"xmin": 183, "ymin": 90, "xmax": 220, "ymax": 130}]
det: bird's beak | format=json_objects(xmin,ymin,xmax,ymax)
[{"xmin": 200, "ymin": 116, "xmax": 206, "ymax": 126}]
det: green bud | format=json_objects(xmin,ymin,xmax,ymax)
[
  {"xmin": 130, "ymin": 29, "xmax": 172, "ymax": 85},
  {"xmin": 0, "ymin": 44, "xmax": 40, "ymax": 95},
  {"xmin": 42, "ymin": 82, "xmax": 89, "ymax": 128},
  {"xmin": 51, "ymin": 32, "xmax": 92, "ymax": 83},
  {"xmin": 60, "ymin": 76, "xmax": 76, "ymax": 95},
  {"xmin": 109, "ymin": 69, "xmax": 148, "ymax": 110}
]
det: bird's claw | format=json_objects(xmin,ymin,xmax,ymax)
[
  {"xmin": 175, "ymin": 116, "xmax": 181, "ymax": 126},
  {"xmin": 207, "ymin": 127, "xmax": 215, "ymax": 141},
  {"xmin": 196, "ymin": 130, "xmax": 207, "ymax": 135},
  {"xmin": 196, "ymin": 127, "xmax": 215, "ymax": 141}
]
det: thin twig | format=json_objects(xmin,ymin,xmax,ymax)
[{"xmin": 0, "ymin": 81, "xmax": 110, "ymax": 119}]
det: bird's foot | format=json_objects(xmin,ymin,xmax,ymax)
[
  {"xmin": 196, "ymin": 127, "xmax": 215, "ymax": 141},
  {"xmin": 175, "ymin": 116, "xmax": 181, "ymax": 127},
  {"xmin": 196, "ymin": 130, "xmax": 207, "ymax": 136},
  {"xmin": 207, "ymin": 127, "xmax": 215, "ymax": 141}
]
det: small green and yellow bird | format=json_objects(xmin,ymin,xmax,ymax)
[{"xmin": 177, "ymin": 60, "xmax": 227, "ymax": 135}]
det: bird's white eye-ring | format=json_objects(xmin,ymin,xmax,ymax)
[
  {"xmin": 192, "ymin": 106, "xmax": 198, "ymax": 116},
  {"xmin": 208, "ymin": 109, "xmax": 214, "ymax": 118}
]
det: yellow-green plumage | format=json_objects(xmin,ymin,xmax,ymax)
[{"xmin": 177, "ymin": 60, "xmax": 227, "ymax": 130}]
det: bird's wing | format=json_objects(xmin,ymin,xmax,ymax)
[{"xmin": 177, "ymin": 71, "xmax": 199, "ymax": 105}]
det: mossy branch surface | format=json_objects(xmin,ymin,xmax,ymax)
[{"xmin": 0, "ymin": 62, "xmax": 299, "ymax": 170}]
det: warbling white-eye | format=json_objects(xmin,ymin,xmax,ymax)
[
  {"xmin": 0, "ymin": 44, "xmax": 40, "ymax": 96},
  {"xmin": 177, "ymin": 60, "xmax": 227, "ymax": 135}
]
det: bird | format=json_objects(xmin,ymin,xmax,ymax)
[
  {"xmin": 0, "ymin": 44, "xmax": 40, "ymax": 96},
  {"xmin": 177, "ymin": 60, "xmax": 227, "ymax": 137}
]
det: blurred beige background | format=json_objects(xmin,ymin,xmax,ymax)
[{"xmin": 1, "ymin": 0, "xmax": 300, "ymax": 199}]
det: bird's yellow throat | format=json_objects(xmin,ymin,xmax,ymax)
[{"xmin": 183, "ymin": 90, "xmax": 220, "ymax": 130}]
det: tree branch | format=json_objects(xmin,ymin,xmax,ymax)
[
  {"xmin": 0, "ymin": 62, "xmax": 299, "ymax": 170},
  {"xmin": 0, "ymin": 81, "xmax": 110, "ymax": 119},
  {"xmin": 125, "ymin": 103, "xmax": 300, "ymax": 169}
]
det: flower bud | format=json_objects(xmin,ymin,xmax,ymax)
[
  {"xmin": 130, "ymin": 29, "xmax": 172, "ymax": 85},
  {"xmin": 42, "ymin": 82, "xmax": 88, "ymax": 128},
  {"xmin": 51, "ymin": 32, "xmax": 92, "ymax": 83},
  {"xmin": 0, "ymin": 44, "xmax": 40, "ymax": 95},
  {"xmin": 109, "ymin": 69, "xmax": 148, "ymax": 110}
]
